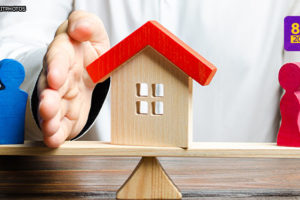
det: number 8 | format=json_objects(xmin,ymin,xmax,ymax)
[{"xmin": 291, "ymin": 23, "xmax": 300, "ymax": 35}]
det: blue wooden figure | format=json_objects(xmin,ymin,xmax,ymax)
[{"xmin": 0, "ymin": 59, "xmax": 28, "ymax": 144}]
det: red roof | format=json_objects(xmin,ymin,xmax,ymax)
[{"xmin": 86, "ymin": 21, "xmax": 217, "ymax": 85}]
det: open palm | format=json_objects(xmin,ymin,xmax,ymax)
[{"xmin": 38, "ymin": 11, "xmax": 109, "ymax": 148}]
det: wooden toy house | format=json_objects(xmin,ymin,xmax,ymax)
[{"xmin": 87, "ymin": 21, "xmax": 216, "ymax": 148}]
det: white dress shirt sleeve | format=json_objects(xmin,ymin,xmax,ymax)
[{"xmin": 0, "ymin": 0, "xmax": 73, "ymax": 140}]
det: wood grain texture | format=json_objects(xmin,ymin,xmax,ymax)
[
  {"xmin": 2, "ymin": 141, "xmax": 300, "ymax": 158},
  {"xmin": 117, "ymin": 157, "xmax": 181, "ymax": 199},
  {"xmin": 111, "ymin": 46, "xmax": 192, "ymax": 147},
  {"xmin": 86, "ymin": 20, "xmax": 217, "ymax": 86},
  {"xmin": 1, "ymin": 156, "xmax": 300, "ymax": 199},
  {"xmin": 0, "ymin": 59, "xmax": 28, "ymax": 144},
  {"xmin": 278, "ymin": 62, "xmax": 300, "ymax": 147}
]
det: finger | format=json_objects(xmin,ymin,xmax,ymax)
[
  {"xmin": 43, "ymin": 118, "xmax": 72, "ymax": 148},
  {"xmin": 45, "ymin": 34, "xmax": 74, "ymax": 90},
  {"xmin": 47, "ymin": 53, "xmax": 69, "ymax": 90},
  {"xmin": 40, "ymin": 110, "xmax": 61, "ymax": 137},
  {"xmin": 38, "ymin": 89, "xmax": 60, "ymax": 121},
  {"xmin": 55, "ymin": 20, "xmax": 68, "ymax": 36},
  {"xmin": 67, "ymin": 10, "xmax": 110, "ymax": 55}
]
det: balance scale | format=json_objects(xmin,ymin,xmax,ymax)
[{"xmin": 0, "ymin": 141, "xmax": 299, "ymax": 199}]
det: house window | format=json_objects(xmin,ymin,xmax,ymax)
[
  {"xmin": 154, "ymin": 84, "xmax": 164, "ymax": 97},
  {"xmin": 137, "ymin": 83, "xmax": 148, "ymax": 97},
  {"xmin": 153, "ymin": 101, "xmax": 164, "ymax": 115},
  {"xmin": 136, "ymin": 83, "xmax": 164, "ymax": 116},
  {"xmin": 137, "ymin": 101, "xmax": 148, "ymax": 114}
]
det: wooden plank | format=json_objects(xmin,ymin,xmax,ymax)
[{"xmin": 1, "ymin": 141, "xmax": 300, "ymax": 158}]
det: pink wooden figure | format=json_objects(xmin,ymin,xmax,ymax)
[{"xmin": 277, "ymin": 62, "xmax": 300, "ymax": 147}]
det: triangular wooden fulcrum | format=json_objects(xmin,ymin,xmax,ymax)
[{"xmin": 117, "ymin": 156, "xmax": 182, "ymax": 199}]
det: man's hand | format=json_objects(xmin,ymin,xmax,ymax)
[{"xmin": 38, "ymin": 11, "xmax": 109, "ymax": 148}]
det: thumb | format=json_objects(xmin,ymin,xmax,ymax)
[{"xmin": 67, "ymin": 10, "xmax": 110, "ymax": 56}]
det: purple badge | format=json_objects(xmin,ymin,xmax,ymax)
[{"xmin": 285, "ymin": 16, "xmax": 300, "ymax": 51}]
